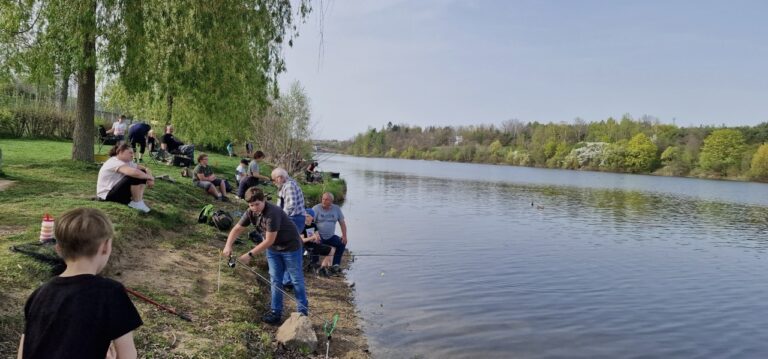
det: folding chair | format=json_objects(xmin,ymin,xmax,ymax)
[
  {"xmin": 96, "ymin": 126, "xmax": 118, "ymax": 154},
  {"xmin": 148, "ymin": 148, "xmax": 171, "ymax": 165}
]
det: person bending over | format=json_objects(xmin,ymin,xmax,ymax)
[
  {"xmin": 18, "ymin": 207, "xmax": 143, "ymax": 359},
  {"xmin": 127, "ymin": 121, "xmax": 151, "ymax": 163},
  {"xmin": 223, "ymin": 187, "xmax": 308, "ymax": 325},
  {"xmin": 96, "ymin": 144, "xmax": 154, "ymax": 213},
  {"xmin": 193, "ymin": 154, "xmax": 231, "ymax": 202}
]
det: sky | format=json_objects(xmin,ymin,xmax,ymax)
[{"xmin": 279, "ymin": 0, "xmax": 768, "ymax": 140}]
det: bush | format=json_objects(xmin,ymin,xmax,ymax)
[{"xmin": 0, "ymin": 104, "xmax": 75, "ymax": 139}]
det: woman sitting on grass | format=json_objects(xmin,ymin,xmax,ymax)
[{"xmin": 96, "ymin": 144, "xmax": 154, "ymax": 213}]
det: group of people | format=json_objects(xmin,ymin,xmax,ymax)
[
  {"xmin": 90, "ymin": 118, "xmax": 348, "ymax": 333},
  {"xmin": 223, "ymin": 170, "xmax": 348, "ymax": 325}
]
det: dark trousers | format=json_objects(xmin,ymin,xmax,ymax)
[
  {"xmin": 237, "ymin": 177, "xmax": 261, "ymax": 198},
  {"xmin": 105, "ymin": 175, "xmax": 147, "ymax": 204}
]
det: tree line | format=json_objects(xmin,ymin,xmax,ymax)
[{"xmin": 344, "ymin": 116, "xmax": 768, "ymax": 181}]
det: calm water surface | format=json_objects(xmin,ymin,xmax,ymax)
[{"xmin": 321, "ymin": 155, "xmax": 768, "ymax": 359}]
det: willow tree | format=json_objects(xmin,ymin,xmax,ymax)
[
  {"xmin": 103, "ymin": 1, "xmax": 310, "ymax": 145},
  {"xmin": 1, "ymin": 0, "xmax": 310, "ymax": 160}
]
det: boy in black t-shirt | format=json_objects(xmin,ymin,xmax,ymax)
[{"xmin": 18, "ymin": 208, "xmax": 143, "ymax": 359}]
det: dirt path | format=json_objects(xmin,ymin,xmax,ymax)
[{"xmin": 105, "ymin": 228, "xmax": 370, "ymax": 358}]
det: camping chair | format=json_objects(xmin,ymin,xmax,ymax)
[
  {"xmin": 148, "ymin": 147, "xmax": 171, "ymax": 165},
  {"xmin": 96, "ymin": 126, "xmax": 118, "ymax": 154}
]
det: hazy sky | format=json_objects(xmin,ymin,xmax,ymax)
[{"xmin": 279, "ymin": 0, "xmax": 768, "ymax": 140}]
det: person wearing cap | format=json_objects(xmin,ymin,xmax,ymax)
[{"xmin": 301, "ymin": 208, "xmax": 335, "ymax": 276}]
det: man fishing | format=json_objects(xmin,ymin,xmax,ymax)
[{"xmin": 222, "ymin": 187, "xmax": 308, "ymax": 325}]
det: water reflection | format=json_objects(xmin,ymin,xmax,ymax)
[{"xmin": 323, "ymin": 155, "xmax": 768, "ymax": 358}]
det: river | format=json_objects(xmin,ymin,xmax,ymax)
[{"xmin": 320, "ymin": 154, "xmax": 768, "ymax": 359}]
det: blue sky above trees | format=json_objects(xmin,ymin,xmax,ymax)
[{"xmin": 281, "ymin": 0, "xmax": 768, "ymax": 140}]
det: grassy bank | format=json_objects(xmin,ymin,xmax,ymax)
[{"xmin": 0, "ymin": 139, "xmax": 365, "ymax": 358}]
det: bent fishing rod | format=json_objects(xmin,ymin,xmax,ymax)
[
  {"xmin": 226, "ymin": 256, "xmax": 309, "ymax": 315},
  {"xmin": 125, "ymin": 287, "xmax": 192, "ymax": 322}
]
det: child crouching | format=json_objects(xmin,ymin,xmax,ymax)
[{"xmin": 18, "ymin": 208, "xmax": 143, "ymax": 359}]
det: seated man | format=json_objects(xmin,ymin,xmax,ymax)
[
  {"xmin": 312, "ymin": 192, "xmax": 348, "ymax": 274},
  {"xmin": 193, "ymin": 154, "xmax": 231, "ymax": 202},
  {"xmin": 302, "ymin": 208, "xmax": 335, "ymax": 276},
  {"xmin": 161, "ymin": 125, "xmax": 195, "ymax": 160},
  {"xmin": 105, "ymin": 115, "xmax": 127, "ymax": 144}
]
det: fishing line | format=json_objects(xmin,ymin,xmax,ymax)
[{"xmin": 227, "ymin": 256, "xmax": 309, "ymax": 314}]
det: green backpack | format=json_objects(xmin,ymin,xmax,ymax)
[{"xmin": 198, "ymin": 204, "xmax": 215, "ymax": 224}]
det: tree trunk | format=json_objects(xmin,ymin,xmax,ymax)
[
  {"xmin": 58, "ymin": 70, "xmax": 70, "ymax": 111},
  {"xmin": 166, "ymin": 92, "xmax": 173, "ymax": 124},
  {"xmin": 71, "ymin": 3, "xmax": 97, "ymax": 162}
]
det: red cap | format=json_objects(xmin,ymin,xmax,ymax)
[{"xmin": 43, "ymin": 213, "xmax": 53, "ymax": 221}]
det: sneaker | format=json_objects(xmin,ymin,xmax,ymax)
[
  {"xmin": 261, "ymin": 311, "xmax": 282, "ymax": 325},
  {"xmin": 318, "ymin": 267, "xmax": 330, "ymax": 277},
  {"xmin": 330, "ymin": 264, "xmax": 341, "ymax": 274},
  {"xmin": 128, "ymin": 201, "xmax": 151, "ymax": 213}
]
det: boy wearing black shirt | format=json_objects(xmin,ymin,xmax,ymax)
[{"xmin": 18, "ymin": 208, "xmax": 143, "ymax": 359}]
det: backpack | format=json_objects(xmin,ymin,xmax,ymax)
[
  {"xmin": 198, "ymin": 204, "xmax": 233, "ymax": 231},
  {"xmin": 211, "ymin": 210, "xmax": 234, "ymax": 231}
]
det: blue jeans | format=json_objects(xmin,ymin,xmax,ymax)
[
  {"xmin": 321, "ymin": 235, "xmax": 346, "ymax": 266},
  {"xmin": 283, "ymin": 214, "xmax": 306, "ymax": 285},
  {"xmin": 267, "ymin": 248, "xmax": 308, "ymax": 315}
]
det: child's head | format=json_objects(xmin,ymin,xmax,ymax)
[
  {"xmin": 55, "ymin": 208, "xmax": 114, "ymax": 262},
  {"xmin": 240, "ymin": 159, "xmax": 249, "ymax": 166}
]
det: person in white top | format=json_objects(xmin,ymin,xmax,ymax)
[
  {"xmin": 96, "ymin": 144, "xmax": 154, "ymax": 213},
  {"xmin": 106, "ymin": 115, "xmax": 128, "ymax": 144}
]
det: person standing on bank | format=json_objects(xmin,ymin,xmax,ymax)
[
  {"xmin": 271, "ymin": 168, "xmax": 306, "ymax": 233},
  {"xmin": 222, "ymin": 187, "xmax": 309, "ymax": 325},
  {"xmin": 312, "ymin": 192, "xmax": 348, "ymax": 273}
]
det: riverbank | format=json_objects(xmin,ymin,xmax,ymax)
[{"xmin": 0, "ymin": 139, "xmax": 369, "ymax": 358}]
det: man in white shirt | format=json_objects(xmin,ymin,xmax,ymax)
[{"xmin": 106, "ymin": 115, "xmax": 128, "ymax": 144}]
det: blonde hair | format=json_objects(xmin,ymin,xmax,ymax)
[{"xmin": 55, "ymin": 208, "xmax": 114, "ymax": 260}]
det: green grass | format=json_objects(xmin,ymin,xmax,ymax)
[{"xmin": 0, "ymin": 139, "xmax": 346, "ymax": 357}]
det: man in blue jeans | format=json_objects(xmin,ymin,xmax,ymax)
[
  {"xmin": 271, "ymin": 167, "xmax": 307, "ymax": 288},
  {"xmin": 222, "ymin": 187, "xmax": 308, "ymax": 325},
  {"xmin": 312, "ymin": 192, "xmax": 348, "ymax": 274}
]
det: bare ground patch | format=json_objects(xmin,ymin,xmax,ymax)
[
  {"xmin": 0, "ymin": 179, "xmax": 14, "ymax": 192},
  {"xmin": 103, "ymin": 225, "xmax": 370, "ymax": 358}
]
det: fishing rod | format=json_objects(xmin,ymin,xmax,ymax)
[
  {"xmin": 125, "ymin": 287, "xmax": 192, "ymax": 322},
  {"xmin": 227, "ymin": 255, "xmax": 343, "ymax": 356},
  {"xmin": 227, "ymin": 256, "xmax": 309, "ymax": 314}
]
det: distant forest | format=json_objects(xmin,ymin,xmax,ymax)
[{"xmin": 343, "ymin": 115, "xmax": 768, "ymax": 181}]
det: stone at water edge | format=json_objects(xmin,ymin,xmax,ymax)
[{"xmin": 276, "ymin": 312, "xmax": 318, "ymax": 352}]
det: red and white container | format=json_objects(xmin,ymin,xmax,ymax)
[{"xmin": 39, "ymin": 214, "xmax": 54, "ymax": 243}]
